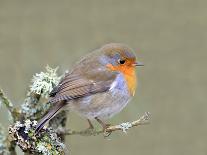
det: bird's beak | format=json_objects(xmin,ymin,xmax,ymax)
[{"xmin": 133, "ymin": 61, "xmax": 144, "ymax": 67}]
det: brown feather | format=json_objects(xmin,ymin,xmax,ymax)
[
  {"xmin": 49, "ymin": 75, "xmax": 113, "ymax": 103},
  {"xmin": 35, "ymin": 101, "xmax": 67, "ymax": 133}
]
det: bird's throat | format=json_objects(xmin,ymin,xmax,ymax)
[
  {"xmin": 107, "ymin": 64, "xmax": 137, "ymax": 96},
  {"xmin": 123, "ymin": 68, "xmax": 137, "ymax": 96}
]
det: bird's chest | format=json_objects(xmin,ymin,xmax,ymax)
[
  {"xmin": 70, "ymin": 74, "xmax": 131, "ymax": 119},
  {"xmin": 101, "ymin": 75, "xmax": 131, "ymax": 118}
]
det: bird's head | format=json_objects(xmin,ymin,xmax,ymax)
[{"xmin": 100, "ymin": 43, "xmax": 143, "ymax": 96}]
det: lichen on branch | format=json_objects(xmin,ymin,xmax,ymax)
[
  {"xmin": 9, "ymin": 120, "xmax": 65, "ymax": 155},
  {"xmin": 29, "ymin": 65, "xmax": 61, "ymax": 98},
  {"xmin": 21, "ymin": 66, "xmax": 61, "ymax": 120},
  {"xmin": 0, "ymin": 125, "xmax": 7, "ymax": 154}
]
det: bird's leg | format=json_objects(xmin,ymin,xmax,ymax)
[
  {"xmin": 95, "ymin": 117, "xmax": 111, "ymax": 131},
  {"xmin": 82, "ymin": 119, "xmax": 95, "ymax": 135},
  {"xmin": 87, "ymin": 119, "xmax": 94, "ymax": 129}
]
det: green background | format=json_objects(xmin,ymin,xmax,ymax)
[{"xmin": 0, "ymin": 0, "xmax": 206, "ymax": 154}]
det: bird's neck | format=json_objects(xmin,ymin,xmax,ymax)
[
  {"xmin": 122, "ymin": 67, "xmax": 137, "ymax": 96},
  {"xmin": 107, "ymin": 64, "xmax": 137, "ymax": 96}
]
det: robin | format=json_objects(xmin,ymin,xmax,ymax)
[{"xmin": 35, "ymin": 43, "xmax": 143, "ymax": 133}]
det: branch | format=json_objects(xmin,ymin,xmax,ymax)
[
  {"xmin": 63, "ymin": 112, "xmax": 150, "ymax": 137},
  {"xmin": 0, "ymin": 89, "xmax": 20, "ymax": 121},
  {"xmin": 20, "ymin": 66, "xmax": 60, "ymax": 121},
  {"xmin": 7, "ymin": 66, "xmax": 66, "ymax": 155},
  {"xmin": 0, "ymin": 90, "xmax": 18, "ymax": 154},
  {"xmin": 0, "ymin": 89, "xmax": 14, "ymax": 114}
]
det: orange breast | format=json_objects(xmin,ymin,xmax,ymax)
[{"xmin": 107, "ymin": 64, "xmax": 137, "ymax": 96}]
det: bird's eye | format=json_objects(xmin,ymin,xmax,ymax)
[{"xmin": 118, "ymin": 59, "xmax": 126, "ymax": 64}]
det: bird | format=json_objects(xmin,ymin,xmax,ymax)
[{"xmin": 35, "ymin": 43, "xmax": 143, "ymax": 133}]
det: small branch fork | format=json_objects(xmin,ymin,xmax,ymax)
[{"xmin": 61, "ymin": 112, "xmax": 150, "ymax": 137}]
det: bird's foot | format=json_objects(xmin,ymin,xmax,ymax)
[
  {"xmin": 102, "ymin": 123, "xmax": 111, "ymax": 131},
  {"xmin": 95, "ymin": 117, "xmax": 112, "ymax": 137}
]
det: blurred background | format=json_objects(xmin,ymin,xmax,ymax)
[{"xmin": 0, "ymin": 0, "xmax": 206, "ymax": 154}]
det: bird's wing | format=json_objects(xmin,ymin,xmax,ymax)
[{"xmin": 49, "ymin": 72, "xmax": 116, "ymax": 103}]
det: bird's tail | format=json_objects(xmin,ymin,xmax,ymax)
[{"xmin": 35, "ymin": 101, "xmax": 67, "ymax": 133}]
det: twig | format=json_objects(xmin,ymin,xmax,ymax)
[
  {"xmin": 0, "ymin": 89, "xmax": 19, "ymax": 154},
  {"xmin": 63, "ymin": 112, "xmax": 150, "ymax": 136},
  {"xmin": 0, "ymin": 89, "xmax": 20, "ymax": 121},
  {"xmin": 0, "ymin": 89, "xmax": 14, "ymax": 114}
]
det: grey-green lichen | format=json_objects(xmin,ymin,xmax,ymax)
[
  {"xmin": 1, "ymin": 66, "xmax": 68, "ymax": 154},
  {"xmin": 30, "ymin": 65, "xmax": 61, "ymax": 98},
  {"xmin": 9, "ymin": 120, "xmax": 65, "ymax": 155},
  {"xmin": 21, "ymin": 97, "xmax": 50, "ymax": 120},
  {"xmin": 0, "ymin": 125, "xmax": 6, "ymax": 154},
  {"xmin": 117, "ymin": 122, "xmax": 133, "ymax": 133},
  {"xmin": 21, "ymin": 66, "xmax": 61, "ymax": 120},
  {"xmin": 5, "ymin": 66, "xmax": 66, "ymax": 154}
]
